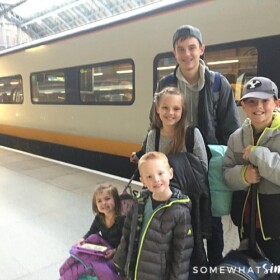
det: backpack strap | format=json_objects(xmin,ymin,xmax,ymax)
[
  {"xmin": 211, "ymin": 71, "xmax": 221, "ymax": 111},
  {"xmin": 213, "ymin": 71, "xmax": 221, "ymax": 92},
  {"xmin": 155, "ymin": 127, "xmax": 160, "ymax": 151},
  {"xmin": 186, "ymin": 125, "xmax": 212, "ymax": 162},
  {"xmin": 157, "ymin": 65, "xmax": 179, "ymax": 92},
  {"xmin": 185, "ymin": 125, "xmax": 195, "ymax": 153},
  {"xmin": 156, "ymin": 125, "xmax": 212, "ymax": 162},
  {"xmin": 164, "ymin": 72, "xmax": 177, "ymax": 86}
]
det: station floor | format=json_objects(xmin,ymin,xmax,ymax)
[{"xmin": 0, "ymin": 146, "xmax": 239, "ymax": 280}]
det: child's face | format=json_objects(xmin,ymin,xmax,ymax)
[
  {"xmin": 156, "ymin": 94, "xmax": 183, "ymax": 128},
  {"xmin": 95, "ymin": 190, "xmax": 115, "ymax": 215},
  {"xmin": 241, "ymin": 97, "xmax": 278, "ymax": 130},
  {"xmin": 139, "ymin": 159, "xmax": 173, "ymax": 196}
]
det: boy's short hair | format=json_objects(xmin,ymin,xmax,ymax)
[
  {"xmin": 173, "ymin": 25, "xmax": 203, "ymax": 47},
  {"xmin": 239, "ymin": 76, "xmax": 278, "ymax": 102},
  {"xmin": 138, "ymin": 151, "xmax": 170, "ymax": 175}
]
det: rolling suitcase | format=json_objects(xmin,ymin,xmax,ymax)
[{"xmin": 210, "ymin": 184, "xmax": 279, "ymax": 279}]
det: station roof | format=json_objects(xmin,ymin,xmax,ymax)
[{"xmin": 0, "ymin": 0, "xmax": 192, "ymax": 51}]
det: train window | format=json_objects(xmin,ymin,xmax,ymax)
[
  {"xmin": 79, "ymin": 60, "xmax": 134, "ymax": 105},
  {"xmin": 31, "ymin": 59, "xmax": 134, "ymax": 105},
  {"xmin": 154, "ymin": 46, "xmax": 258, "ymax": 101},
  {"xmin": 0, "ymin": 75, "xmax": 23, "ymax": 104},
  {"xmin": 156, "ymin": 56, "xmax": 177, "ymax": 83},
  {"xmin": 31, "ymin": 71, "xmax": 66, "ymax": 103},
  {"xmin": 205, "ymin": 47, "xmax": 257, "ymax": 100}
]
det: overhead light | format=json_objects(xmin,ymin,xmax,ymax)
[
  {"xmin": 116, "ymin": 70, "xmax": 132, "ymax": 74},
  {"xmin": 157, "ymin": 65, "xmax": 176, "ymax": 71},
  {"xmin": 207, "ymin": 59, "xmax": 239, "ymax": 66},
  {"xmin": 93, "ymin": 73, "xmax": 103, "ymax": 76}
]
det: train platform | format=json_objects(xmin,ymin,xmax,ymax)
[{"xmin": 0, "ymin": 146, "xmax": 239, "ymax": 280}]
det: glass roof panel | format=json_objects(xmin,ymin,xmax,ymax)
[
  {"xmin": 0, "ymin": 0, "xmax": 198, "ymax": 53},
  {"xmin": 2, "ymin": 0, "xmax": 69, "ymax": 17}
]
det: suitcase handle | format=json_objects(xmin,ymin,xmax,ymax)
[
  {"xmin": 122, "ymin": 168, "xmax": 138, "ymax": 196},
  {"xmin": 249, "ymin": 183, "xmax": 258, "ymax": 257}
]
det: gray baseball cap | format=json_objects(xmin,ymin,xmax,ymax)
[
  {"xmin": 240, "ymin": 77, "xmax": 278, "ymax": 102},
  {"xmin": 173, "ymin": 25, "xmax": 202, "ymax": 47}
]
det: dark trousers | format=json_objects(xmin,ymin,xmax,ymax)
[
  {"xmin": 207, "ymin": 216, "xmax": 224, "ymax": 267},
  {"xmin": 243, "ymin": 225, "xmax": 280, "ymax": 265}
]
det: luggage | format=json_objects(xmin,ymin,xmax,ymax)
[
  {"xmin": 210, "ymin": 184, "xmax": 279, "ymax": 279},
  {"xmin": 59, "ymin": 234, "xmax": 123, "ymax": 280},
  {"xmin": 210, "ymin": 249, "xmax": 276, "ymax": 279},
  {"xmin": 120, "ymin": 169, "xmax": 138, "ymax": 216}
]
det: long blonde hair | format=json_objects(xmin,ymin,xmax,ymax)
[{"xmin": 151, "ymin": 86, "xmax": 187, "ymax": 154}]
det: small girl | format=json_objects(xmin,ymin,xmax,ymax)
[
  {"xmin": 59, "ymin": 184, "xmax": 124, "ymax": 280},
  {"xmin": 131, "ymin": 86, "xmax": 208, "ymax": 170},
  {"xmin": 78, "ymin": 184, "xmax": 125, "ymax": 259}
]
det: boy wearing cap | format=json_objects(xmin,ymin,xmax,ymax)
[{"xmin": 223, "ymin": 77, "xmax": 280, "ymax": 265}]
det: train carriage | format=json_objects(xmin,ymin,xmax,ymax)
[{"xmin": 0, "ymin": 0, "xmax": 279, "ymax": 177}]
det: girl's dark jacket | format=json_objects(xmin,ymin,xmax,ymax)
[{"xmin": 113, "ymin": 188, "xmax": 193, "ymax": 280}]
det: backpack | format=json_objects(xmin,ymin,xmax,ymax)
[
  {"xmin": 155, "ymin": 127, "xmax": 212, "ymax": 271},
  {"xmin": 186, "ymin": 126, "xmax": 233, "ymax": 217},
  {"xmin": 59, "ymin": 234, "xmax": 123, "ymax": 280},
  {"xmin": 120, "ymin": 168, "xmax": 139, "ymax": 216},
  {"xmin": 120, "ymin": 169, "xmax": 138, "ymax": 216}
]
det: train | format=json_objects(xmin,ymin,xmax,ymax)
[{"xmin": 0, "ymin": 0, "xmax": 279, "ymax": 178}]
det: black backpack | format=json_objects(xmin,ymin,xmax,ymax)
[{"xmin": 155, "ymin": 127, "xmax": 212, "ymax": 274}]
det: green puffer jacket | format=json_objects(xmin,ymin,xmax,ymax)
[{"xmin": 113, "ymin": 188, "xmax": 193, "ymax": 280}]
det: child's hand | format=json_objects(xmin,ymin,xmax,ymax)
[
  {"xmin": 245, "ymin": 164, "xmax": 261, "ymax": 184},
  {"xmin": 242, "ymin": 145, "xmax": 253, "ymax": 161},
  {"xmin": 130, "ymin": 152, "xmax": 139, "ymax": 164},
  {"xmin": 77, "ymin": 238, "xmax": 85, "ymax": 245},
  {"xmin": 104, "ymin": 248, "xmax": 116, "ymax": 259}
]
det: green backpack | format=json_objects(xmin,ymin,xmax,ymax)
[
  {"xmin": 186, "ymin": 126, "xmax": 233, "ymax": 217},
  {"xmin": 208, "ymin": 144, "xmax": 233, "ymax": 216}
]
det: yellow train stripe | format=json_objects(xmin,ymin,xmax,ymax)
[{"xmin": 0, "ymin": 124, "xmax": 141, "ymax": 157}]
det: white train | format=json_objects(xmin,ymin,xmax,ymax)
[{"xmin": 0, "ymin": 0, "xmax": 279, "ymax": 177}]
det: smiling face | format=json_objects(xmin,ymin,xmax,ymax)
[
  {"xmin": 139, "ymin": 157, "xmax": 173, "ymax": 200},
  {"xmin": 95, "ymin": 189, "xmax": 116, "ymax": 216},
  {"xmin": 173, "ymin": 37, "xmax": 205, "ymax": 76},
  {"xmin": 241, "ymin": 97, "xmax": 278, "ymax": 132},
  {"xmin": 156, "ymin": 93, "xmax": 183, "ymax": 129}
]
